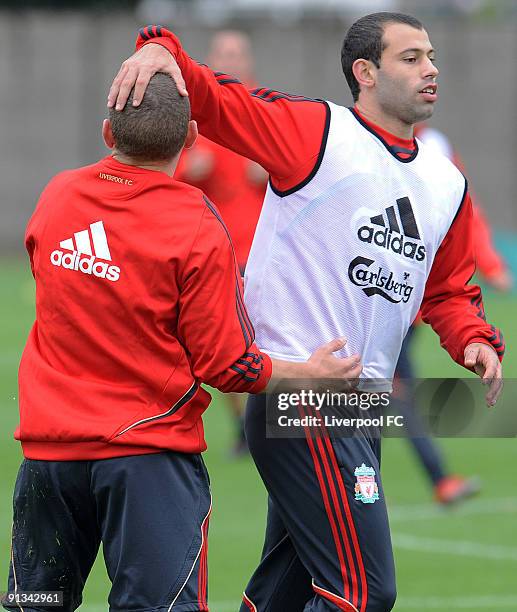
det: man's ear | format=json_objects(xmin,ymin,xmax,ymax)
[
  {"xmin": 102, "ymin": 118, "xmax": 116, "ymax": 149},
  {"xmin": 184, "ymin": 120, "xmax": 198, "ymax": 150},
  {"xmin": 352, "ymin": 58, "xmax": 377, "ymax": 94}
]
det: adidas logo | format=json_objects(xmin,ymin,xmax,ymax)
[
  {"xmin": 357, "ymin": 197, "xmax": 426, "ymax": 262},
  {"xmin": 50, "ymin": 221, "xmax": 121, "ymax": 282}
]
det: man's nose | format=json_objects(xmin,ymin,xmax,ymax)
[{"xmin": 424, "ymin": 57, "xmax": 439, "ymax": 79}]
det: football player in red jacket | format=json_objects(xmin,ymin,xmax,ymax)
[{"xmin": 5, "ymin": 73, "xmax": 360, "ymax": 612}]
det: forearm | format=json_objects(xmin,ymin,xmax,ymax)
[
  {"xmin": 422, "ymin": 291, "xmax": 504, "ymax": 366},
  {"xmin": 269, "ymin": 357, "xmax": 310, "ymax": 383},
  {"xmin": 422, "ymin": 193, "xmax": 505, "ymax": 367},
  {"xmin": 211, "ymin": 355, "xmax": 315, "ymax": 395},
  {"xmin": 207, "ymin": 350, "xmax": 273, "ymax": 394}
]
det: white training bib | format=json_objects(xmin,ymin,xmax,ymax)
[{"xmin": 244, "ymin": 104, "xmax": 466, "ymax": 389}]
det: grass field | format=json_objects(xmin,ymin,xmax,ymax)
[{"xmin": 1, "ymin": 257, "xmax": 516, "ymax": 611}]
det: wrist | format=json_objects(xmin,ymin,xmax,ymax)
[
  {"xmin": 465, "ymin": 338, "xmax": 493, "ymax": 352},
  {"xmin": 269, "ymin": 358, "xmax": 310, "ymax": 385},
  {"xmin": 141, "ymin": 35, "xmax": 178, "ymax": 58}
]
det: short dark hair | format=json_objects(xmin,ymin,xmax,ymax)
[
  {"xmin": 341, "ymin": 12, "xmax": 424, "ymax": 102},
  {"xmin": 109, "ymin": 72, "xmax": 190, "ymax": 162}
]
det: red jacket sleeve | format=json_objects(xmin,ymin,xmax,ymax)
[
  {"xmin": 135, "ymin": 25, "xmax": 328, "ymax": 194},
  {"xmin": 177, "ymin": 196, "xmax": 272, "ymax": 393},
  {"xmin": 420, "ymin": 191, "xmax": 505, "ymax": 366}
]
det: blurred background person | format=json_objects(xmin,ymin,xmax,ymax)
[
  {"xmin": 415, "ymin": 123, "xmax": 513, "ymax": 292},
  {"xmin": 394, "ymin": 122, "xmax": 513, "ymax": 506},
  {"xmin": 176, "ymin": 30, "xmax": 268, "ymax": 456}
]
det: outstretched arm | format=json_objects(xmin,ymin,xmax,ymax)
[
  {"xmin": 421, "ymin": 191, "xmax": 504, "ymax": 406},
  {"xmin": 108, "ymin": 26, "xmax": 329, "ymax": 194}
]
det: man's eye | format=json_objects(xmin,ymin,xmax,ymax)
[{"xmin": 404, "ymin": 57, "xmax": 416, "ymax": 63}]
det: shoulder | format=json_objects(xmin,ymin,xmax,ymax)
[
  {"xmin": 41, "ymin": 167, "xmax": 82, "ymax": 193},
  {"xmin": 416, "ymin": 141, "xmax": 467, "ymax": 211},
  {"xmin": 170, "ymin": 180, "xmax": 210, "ymax": 214},
  {"xmin": 417, "ymin": 138, "xmax": 464, "ymax": 181},
  {"xmin": 168, "ymin": 182, "xmax": 230, "ymax": 233},
  {"xmin": 41, "ymin": 160, "xmax": 121, "ymax": 195},
  {"xmin": 415, "ymin": 127, "xmax": 454, "ymax": 160},
  {"xmin": 325, "ymin": 105, "xmax": 384, "ymax": 150},
  {"xmin": 198, "ymin": 193, "xmax": 228, "ymax": 233},
  {"xmin": 33, "ymin": 168, "xmax": 85, "ymax": 218}
]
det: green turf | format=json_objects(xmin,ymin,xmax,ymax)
[{"xmin": 0, "ymin": 257, "xmax": 516, "ymax": 611}]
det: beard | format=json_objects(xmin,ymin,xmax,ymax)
[{"xmin": 377, "ymin": 75, "xmax": 435, "ymax": 126}]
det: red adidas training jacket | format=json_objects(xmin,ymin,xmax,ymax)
[{"xmin": 17, "ymin": 156, "xmax": 271, "ymax": 460}]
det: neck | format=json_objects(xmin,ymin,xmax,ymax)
[
  {"xmin": 112, "ymin": 152, "xmax": 177, "ymax": 177},
  {"xmin": 354, "ymin": 101, "xmax": 414, "ymax": 140}
]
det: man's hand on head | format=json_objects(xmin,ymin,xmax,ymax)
[
  {"xmin": 108, "ymin": 43, "xmax": 187, "ymax": 111},
  {"xmin": 464, "ymin": 342, "xmax": 503, "ymax": 407}
]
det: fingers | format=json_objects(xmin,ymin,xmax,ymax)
[
  {"xmin": 486, "ymin": 376, "xmax": 503, "ymax": 407},
  {"xmin": 107, "ymin": 63, "xmax": 129, "ymax": 108},
  {"xmin": 345, "ymin": 361, "xmax": 363, "ymax": 379},
  {"xmin": 485, "ymin": 362, "xmax": 503, "ymax": 407},
  {"xmin": 339, "ymin": 354, "xmax": 362, "ymax": 372},
  {"xmin": 170, "ymin": 66, "xmax": 188, "ymax": 97},
  {"xmin": 110, "ymin": 64, "xmax": 187, "ymax": 110},
  {"xmin": 317, "ymin": 337, "xmax": 361, "ymax": 361},
  {"xmin": 466, "ymin": 343, "xmax": 503, "ymax": 407},
  {"xmin": 107, "ymin": 62, "xmax": 140, "ymax": 111},
  {"xmin": 332, "ymin": 354, "xmax": 362, "ymax": 386},
  {"xmin": 473, "ymin": 364, "xmax": 485, "ymax": 379},
  {"xmin": 307, "ymin": 338, "xmax": 362, "ymax": 382},
  {"xmin": 108, "ymin": 44, "xmax": 188, "ymax": 112},
  {"xmin": 316, "ymin": 337, "xmax": 347, "ymax": 354},
  {"xmin": 132, "ymin": 67, "xmax": 155, "ymax": 107},
  {"xmin": 324, "ymin": 357, "xmax": 361, "ymax": 393},
  {"xmin": 464, "ymin": 345, "xmax": 480, "ymax": 369},
  {"xmin": 482, "ymin": 354, "xmax": 498, "ymax": 383}
]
